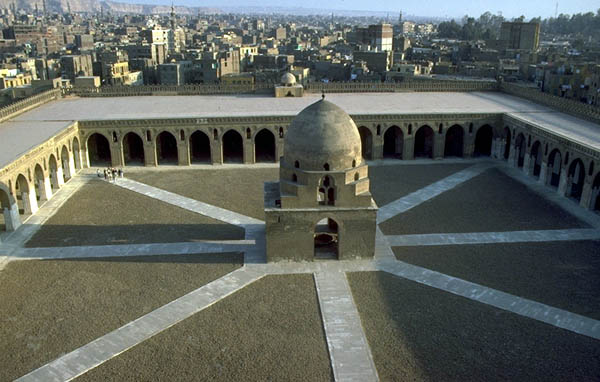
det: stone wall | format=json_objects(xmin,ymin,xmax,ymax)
[
  {"xmin": 500, "ymin": 83, "xmax": 600, "ymax": 125},
  {"xmin": 0, "ymin": 89, "xmax": 62, "ymax": 124},
  {"xmin": 306, "ymin": 80, "xmax": 499, "ymax": 93}
]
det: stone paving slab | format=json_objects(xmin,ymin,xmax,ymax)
[
  {"xmin": 314, "ymin": 271, "xmax": 379, "ymax": 382},
  {"xmin": 379, "ymin": 260, "xmax": 600, "ymax": 340},
  {"xmin": 377, "ymin": 162, "xmax": 493, "ymax": 223},
  {"xmin": 385, "ymin": 229, "xmax": 600, "ymax": 246},
  {"xmin": 8, "ymin": 240, "xmax": 253, "ymax": 260},
  {"xmin": 112, "ymin": 178, "xmax": 263, "ymax": 235},
  {"xmin": 16, "ymin": 267, "xmax": 266, "ymax": 382}
]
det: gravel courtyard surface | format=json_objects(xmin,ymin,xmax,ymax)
[
  {"xmin": 368, "ymin": 163, "xmax": 471, "ymax": 206},
  {"xmin": 127, "ymin": 168, "xmax": 279, "ymax": 220},
  {"xmin": 78, "ymin": 274, "xmax": 333, "ymax": 382},
  {"xmin": 348, "ymin": 271, "xmax": 600, "ymax": 382},
  {"xmin": 393, "ymin": 241, "xmax": 600, "ymax": 320},
  {"xmin": 0, "ymin": 253, "xmax": 243, "ymax": 382},
  {"xmin": 380, "ymin": 168, "xmax": 587, "ymax": 235},
  {"xmin": 25, "ymin": 179, "xmax": 244, "ymax": 247}
]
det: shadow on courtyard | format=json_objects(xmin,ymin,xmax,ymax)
[
  {"xmin": 347, "ymin": 271, "xmax": 600, "ymax": 381},
  {"xmin": 24, "ymin": 223, "xmax": 246, "ymax": 248},
  {"xmin": 45, "ymin": 252, "xmax": 244, "ymax": 264}
]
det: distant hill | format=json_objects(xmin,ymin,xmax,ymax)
[{"xmin": 0, "ymin": 0, "xmax": 220, "ymax": 15}]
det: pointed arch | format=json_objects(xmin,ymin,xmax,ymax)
[
  {"xmin": 474, "ymin": 125, "xmax": 493, "ymax": 156},
  {"xmin": 530, "ymin": 141, "xmax": 543, "ymax": 178},
  {"xmin": 383, "ymin": 126, "xmax": 403, "ymax": 159},
  {"xmin": 87, "ymin": 133, "xmax": 111, "ymax": 166},
  {"xmin": 222, "ymin": 130, "xmax": 243, "ymax": 163},
  {"xmin": 61, "ymin": 145, "xmax": 72, "ymax": 182},
  {"xmin": 123, "ymin": 132, "xmax": 145, "ymax": 166},
  {"xmin": 156, "ymin": 131, "xmax": 178, "ymax": 165},
  {"xmin": 314, "ymin": 217, "xmax": 339, "ymax": 260},
  {"xmin": 190, "ymin": 130, "xmax": 211, "ymax": 163},
  {"xmin": 444, "ymin": 124, "xmax": 464, "ymax": 157},
  {"xmin": 254, "ymin": 129, "xmax": 276, "ymax": 163},
  {"xmin": 567, "ymin": 158, "xmax": 586, "ymax": 201},
  {"xmin": 414, "ymin": 125, "xmax": 434, "ymax": 158},
  {"xmin": 358, "ymin": 126, "xmax": 373, "ymax": 160}
]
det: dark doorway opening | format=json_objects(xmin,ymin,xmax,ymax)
[
  {"xmin": 156, "ymin": 131, "xmax": 178, "ymax": 165},
  {"xmin": 444, "ymin": 125, "xmax": 464, "ymax": 157},
  {"xmin": 255, "ymin": 129, "xmax": 276, "ymax": 162},
  {"xmin": 123, "ymin": 132, "xmax": 145, "ymax": 166},
  {"xmin": 474, "ymin": 125, "xmax": 493, "ymax": 156},
  {"xmin": 190, "ymin": 131, "xmax": 211, "ymax": 163},
  {"xmin": 223, "ymin": 130, "xmax": 243, "ymax": 163},
  {"xmin": 414, "ymin": 125, "xmax": 434, "ymax": 158},
  {"xmin": 314, "ymin": 218, "xmax": 339, "ymax": 260},
  {"xmin": 87, "ymin": 133, "xmax": 111, "ymax": 166},
  {"xmin": 383, "ymin": 126, "xmax": 403, "ymax": 159}
]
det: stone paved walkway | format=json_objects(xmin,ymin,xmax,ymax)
[
  {"xmin": 9, "ymin": 240, "xmax": 254, "ymax": 260},
  {"xmin": 9, "ymin": 161, "xmax": 600, "ymax": 381},
  {"xmin": 386, "ymin": 228, "xmax": 600, "ymax": 246},
  {"xmin": 314, "ymin": 271, "xmax": 379, "ymax": 382}
]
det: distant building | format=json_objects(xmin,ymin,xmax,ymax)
[
  {"xmin": 75, "ymin": 34, "xmax": 94, "ymax": 51},
  {"xmin": 356, "ymin": 24, "xmax": 393, "ymax": 52},
  {"xmin": 500, "ymin": 22, "xmax": 540, "ymax": 51},
  {"xmin": 61, "ymin": 55, "xmax": 93, "ymax": 81},
  {"xmin": 354, "ymin": 51, "xmax": 393, "ymax": 73}
]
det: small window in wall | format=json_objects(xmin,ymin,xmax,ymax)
[
  {"xmin": 147, "ymin": 131, "xmax": 152, "ymax": 142},
  {"xmin": 438, "ymin": 123, "xmax": 443, "ymax": 134},
  {"xmin": 246, "ymin": 128, "xmax": 251, "ymax": 139},
  {"xmin": 408, "ymin": 124, "xmax": 412, "ymax": 135},
  {"xmin": 545, "ymin": 144, "xmax": 548, "ymax": 155},
  {"xmin": 376, "ymin": 125, "xmax": 381, "ymax": 135},
  {"xmin": 354, "ymin": 172, "xmax": 359, "ymax": 181},
  {"xmin": 112, "ymin": 131, "xmax": 118, "ymax": 143},
  {"xmin": 469, "ymin": 123, "xmax": 473, "ymax": 134},
  {"xmin": 527, "ymin": 135, "xmax": 531, "ymax": 147},
  {"xmin": 589, "ymin": 161, "xmax": 594, "ymax": 176},
  {"xmin": 43, "ymin": 159, "xmax": 47, "ymax": 170},
  {"xmin": 352, "ymin": 159, "xmax": 356, "ymax": 168},
  {"xmin": 180, "ymin": 130, "xmax": 185, "ymax": 141},
  {"xmin": 279, "ymin": 127, "xmax": 284, "ymax": 138},
  {"xmin": 565, "ymin": 152, "xmax": 569, "ymax": 165},
  {"xmin": 292, "ymin": 174, "xmax": 297, "ymax": 182},
  {"xmin": 213, "ymin": 129, "xmax": 218, "ymax": 140},
  {"xmin": 323, "ymin": 163, "xmax": 330, "ymax": 171},
  {"xmin": 294, "ymin": 160, "xmax": 300, "ymax": 168}
]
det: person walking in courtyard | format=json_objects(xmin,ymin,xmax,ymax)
[{"xmin": 103, "ymin": 169, "xmax": 107, "ymax": 180}]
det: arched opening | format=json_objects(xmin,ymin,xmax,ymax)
[
  {"xmin": 323, "ymin": 163, "xmax": 330, "ymax": 171},
  {"xmin": 383, "ymin": 126, "xmax": 403, "ymax": 159},
  {"xmin": 515, "ymin": 133, "xmax": 526, "ymax": 168},
  {"xmin": 190, "ymin": 130, "xmax": 211, "ymax": 163},
  {"xmin": 123, "ymin": 132, "xmax": 145, "ymax": 166},
  {"xmin": 592, "ymin": 173, "xmax": 600, "ymax": 212},
  {"xmin": 567, "ymin": 159, "xmax": 586, "ymax": 201},
  {"xmin": 15, "ymin": 174, "xmax": 35, "ymax": 216},
  {"xmin": 503, "ymin": 127, "xmax": 511, "ymax": 160},
  {"xmin": 294, "ymin": 160, "xmax": 300, "ymax": 168},
  {"xmin": 87, "ymin": 133, "xmax": 111, "ymax": 166},
  {"xmin": 222, "ymin": 130, "xmax": 243, "ymax": 163},
  {"xmin": 61, "ymin": 145, "xmax": 72, "ymax": 182},
  {"xmin": 546, "ymin": 149, "xmax": 562, "ymax": 188},
  {"xmin": 474, "ymin": 125, "xmax": 493, "ymax": 156},
  {"xmin": 358, "ymin": 127, "xmax": 373, "ymax": 160},
  {"xmin": 48, "ymin": 154, "xmax": 60, "ymax": 191},
  {"xmin": 318, "ymin": 176, "xmax": 335, "ymax": 206},
  {"xmin": 72, "ymin": 137, "xmax": 82, "ymax": 170},
  {"xmin": 0, "ymin": 186, "xmax": 13, "ymax": 232},
  {"xmin": 444, "ymin": 124, "xmax": 464, "ymax": 157},
  {"xmin": 414, "ymin": 125, "xmax": 434, "ymax": 158},
  {"xmin": 33, "ymin": 164, "xmax": 48, "ymax": 202},
  {"xmin": 530, "ymin": 141, "xmax": 542, "ymax": 178},
  {"xmin": 254, "ymin": 129, "xmax": 276, "ymax": 162},
  {"xmin": 314, "ymin": 218, "xmax": 339, "ymax": 260},
  {"xmin": 292, "ymin": 174, "xmax": 297, "ymax": 182},
  {"xmin": 156, "ymin": 131, "xmax": 178, "ymax": 165}
]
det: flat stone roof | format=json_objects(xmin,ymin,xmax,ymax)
[
  {"xmin": 0, "ymin": 120, "xmax": 73, "ymax": 169},
  {"xmin": 1, "ymin": 92, "xmax": 599, "ymax": 169}
]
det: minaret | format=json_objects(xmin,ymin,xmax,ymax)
[
  {"xmin": 399, "ymin": 11, "xmax": 403, "ymax": 24},
  {"xmin": 170, "ymin": 1, "xmax": 176, "ymax": 30},
  {"xmin": 67, "ymin": 1, "xmax": 71, "ymax": 15},
  {"xmin": 42, "ymin": 0, "xmax": 46, "ymax": 16}
]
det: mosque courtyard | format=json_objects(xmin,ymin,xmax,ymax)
[{"xmin": 0, "ymin": 159, "xmax": 599, "ymax": 381}]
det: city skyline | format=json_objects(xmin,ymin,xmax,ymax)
[{"xmin": 119, "ymin": 0, "xmax": 599, "ymax": 19}]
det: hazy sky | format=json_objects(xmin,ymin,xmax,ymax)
[{"xmin": 157, "ymin": 0, "xmax": 599, "ymax": 19}]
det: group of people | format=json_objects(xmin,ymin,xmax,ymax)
[{"xmin": 97, "ymin": 167, "xmax": 124, "ymax": 182}]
